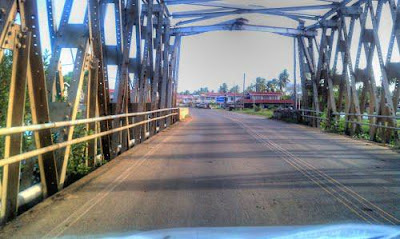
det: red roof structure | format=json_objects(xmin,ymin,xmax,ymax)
[
  {"xmin": 247, "ymin": 92, "xmax": 282, "ymax": 96},
  {"xmin": 243, "ymin": 99, "xmax": 294, "ymax": 104}
]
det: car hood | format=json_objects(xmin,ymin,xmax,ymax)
[{"xmin": 104, "ymin": 224, "xmax": 400, "ymax": 239}]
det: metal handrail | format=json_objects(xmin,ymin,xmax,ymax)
[
  {"xmin": 0, "ymin": 110, "xmax": 178, "ymax": 167},
  {"xmin": 297, "ymin": 109, "xmax": 324, "ymax": 114},
  {"xmin": 0, "ymin": 108, "xmax": 179, "ymax": 136},
  {"xmin": 300, "ymin": 113, "xmax": 400, "ymax": 131},
  {"xmin": 299, "ymin": 115, "xmax": 326, "ymax": 120},
  {"xmin": 297, "ymin": 109, "xmax": 400, "ymax": 119},
  {"xmin": 332, "ymin": 112, "xmax": 400, "ymax": 119}
]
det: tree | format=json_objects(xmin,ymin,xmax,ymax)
[
  {"xmin": 63, "ymin": 71, "xmax": 73, "ymax": 85},
  {"xmin": 180, "ymin": 90, "xmax": 191, "ymax": 95},
  {"xmin": 0, "ymin": 53, "xmax": 13, "ymax": 159},
  {"xmin": 229, "ymin": 85, "xmax": 240, "ymax": 93},
  {"xmin": 193, "ymin": 87, "xmax": 209, "ymax": 94},
  {"xmin": 200, "ymin": 87, "xmax": 209, "ymax": 93},
  {"xmin": 278, "ymin": 69, "xmax": 290, "ymax": 92},
  {"xmin": 255, "ymin": 77, "xmax": 267, "ymax": 92},
  {"xmin": 267, "ymin": 79, "xmax": 278, "ymax": 92},
  {"xmin": 218, "ymin": 83, "xmax": 228, "ymax": 93},
  {"xmin": 246, "ymin": 83, "xmax": 255, "ymax": 92}
]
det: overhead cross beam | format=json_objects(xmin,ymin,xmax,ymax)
[
  {"xmin": 171, "ymin": 4, "xmax": 335, "ymax": 19},
  {"xmin": 171, "ymin": 22, "xmax": 317, "ymax": 37}
]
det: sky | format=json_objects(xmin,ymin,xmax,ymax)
[
  {"xmin": 178, "ymin": 31, "xmax": 296, "ymax": 92},
  {"xmin": 36, "ymin": 0, "xmax": 399, "ymax": 93}
]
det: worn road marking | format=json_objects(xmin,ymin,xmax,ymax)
[
  {"xmin": 219, "ymin": 110, "xmax": 399, "ymax": 225},
  {"xmin": 43, "ymin": 130, "xmax": 178, "ymax": 238}
]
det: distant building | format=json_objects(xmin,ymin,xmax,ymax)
[
  {"xmin": 243, "ymin": 92, "xmax": 293, "ymax": 108},
  {"xmin": 177, "ymin": 94, "xmax": 194, "ymax": 105},
  {"xmin": 109, "ymin": 89, "xmax": 115, "ymax": 102},
  {"xmin": 177, "ymin": 91, "xmax": 293, "ymax": 108},
  {"xmin": 195, "ymin": 92, "xmax": 242, "ymax": 104}
]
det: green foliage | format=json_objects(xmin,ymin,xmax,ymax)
[
  {"xmin": 66, "ymin": 124, "xmax": 91, "ymax": 181},
  {"xmin": 236, "ymin": 108, "xmax": 274, "ymax": 118},
  {"xmin": 0, "ymin": 51, "xmax": 47, "ymax": 187},
  {"xmin": 192, "ymin": 87, "xmax": 209, "ymax": 95},
  {"xmin": 180, "ymin": 90, "xmax": 191, "ymax": 95},
  {"xmin": 245, "ymin": 69, "xmax": 290, "ymax": 93},
  {"xmin": 267, "ymin": 79, "xmax": 278, "ymax": 92},
  {"xmin": 254, "ymin": 105, "xmax": 261, "ymax": 112},
  {"xmin": 246, "ymin": 83, "xmax": 255, "ymax": 92},
  {"xmin": 0, "ymin": 52, "xmax": 13, "ymax": 159},
  {"xmin": 255, "ymin": 77, "xmax": 267, "ymax": 92},
  {"xmin": 278, "ymin": 69, "xmax": 290, "ymax": 92},
  {"xmin": 218, "ymin": 83, "xmax": 228, "ymax": 93},
  {"xmin": 63, "ymin": 71, "xmax": 73, "ymax": 85},
  {"xmin": 0, "ymin": 49, "xmax": 99, "ymax": 187},
  {"xmin": 297, "ymin": 113, "xmax": 399, "ymax": 148},
  {"xmin": 229, "ymin": 85, "xmax": 240, "ymax": 93},
  {"xmin": 42, "ymin": 49, "xmax": 51, "ymax": 75}
]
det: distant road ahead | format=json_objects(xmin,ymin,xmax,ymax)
[{"xmin": 2, "ymin": 108, "xmax": 400, "ymax": 237}]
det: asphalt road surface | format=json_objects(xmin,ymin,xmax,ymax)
[{"xmin": 2, "ymin": 108, "xmax": 400, "ymax": 238}]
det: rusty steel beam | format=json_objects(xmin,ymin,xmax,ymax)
[
  {"xmin": 1, "ymin": 29, "xmax": 31, "ymax": 223},
  {"xmin": 88, "ymin": 0, "xmax": 112, "ymax": 161},
  {"xmin": 21, "ymin": 0, "xmax": 59, "ymax": 198}
]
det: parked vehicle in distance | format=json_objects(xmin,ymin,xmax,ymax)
[{"xmin": 196, "ymin": 103, "xmax": 210, "ymax": 109}]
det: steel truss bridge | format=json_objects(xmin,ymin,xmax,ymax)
[{"xmin": 0, "ymin": 0, "xmax": 399, "ymax": 225}]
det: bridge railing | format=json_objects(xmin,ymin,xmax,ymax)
[
  {"xmin": 297, "ymin": 109, "xmax": 400, "ymax": 130},
  {"xmin": 274, "ymin": 108, "xmax": 400, "ymax": 145},
  {"xmin": 0, "ymin": 108, "xmax": 179, "ymax": 167},
  {"xmin": 0, "ymin": 108, "xmax": 179, "ymax": 223}
]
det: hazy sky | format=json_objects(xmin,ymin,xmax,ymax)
[{"xmin": 178, "ymin": 30, "xmax": 296, "ymax": 92}]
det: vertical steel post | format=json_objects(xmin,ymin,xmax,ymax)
[
  {"xmin": 1, "ymin": 30, "xmax": 31, "ymax": 223},
  {"xmin": 293, "ymin": 37, "xmax": 297, "ymax": 110},
  {"xmin": 88, "ymin": 0, "xmax": 111, "ymax": 161},
  {"xmin": 22, "ymin": 0, "xmax": 59, "ymax": 197}
]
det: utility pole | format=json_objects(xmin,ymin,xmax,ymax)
[
  {"xmin": 242, "ymin": 73, "xmax": 246, "ymax": 110},
  {"xmin": 293, "ymin": 37, "xmax": 297, "ymax": 110},
  {"xmin": 234, "ymin": 83, "xmax": 236, "ymax": 110}
]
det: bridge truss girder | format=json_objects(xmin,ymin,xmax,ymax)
[
  {"xmin": 0, "ymin": 0, "xmax": 180, "ymax": 223},
  {"xmin": 0, "ymin": 0, "xmax": 399, "ymax": 225},
  {"xmin": 296, "ymin": 0, "xmax": 399, "ymax": 142}
]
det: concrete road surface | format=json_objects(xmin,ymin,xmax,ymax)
[{"xmin": 2, "ymin": 108, "xmax": 400, "ymax": 238}]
